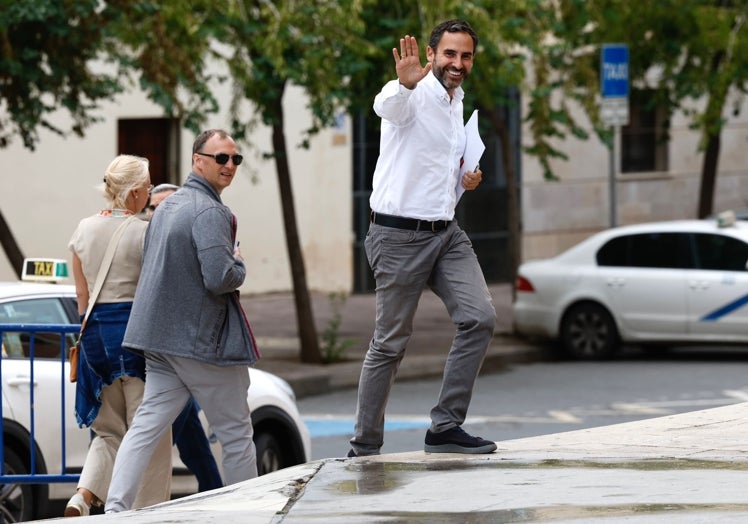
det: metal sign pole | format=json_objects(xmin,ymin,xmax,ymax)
[
  {"xmin": 609, "ymin": 127, "xmax": 617, "ymax": 227},
  {"xmin": 600, "ymin": 43, "xmax": 629, "ymax": 229}
]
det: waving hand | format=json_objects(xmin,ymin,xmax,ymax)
[{"xmin": 393, "ymin": 35, "xmax": 432, "ymax": 90}]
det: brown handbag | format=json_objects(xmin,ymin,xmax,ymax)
[
  {"xmin": 69, "ymin": 342, "xmax": 80, "ymax": 383},
  {"xmin": 69, "ymin": 216, "xmax": 135, "ymax": 383}
]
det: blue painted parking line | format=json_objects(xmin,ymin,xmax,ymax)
[{"xmin": 303, "ymin": 417, "xmax": 429, "ymax": 438}]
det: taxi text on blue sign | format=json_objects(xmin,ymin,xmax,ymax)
[{"xmin": 601, "ymin": 44, "xmax": 629, "ymax": 98}]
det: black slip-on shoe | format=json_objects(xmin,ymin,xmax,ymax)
[{"xmin": 424, "ymin": 426, "xmax": 497, "ymax": 454}]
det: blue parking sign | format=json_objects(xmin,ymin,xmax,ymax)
[{"xmin": 601, "ymin": 44, "xmax": 629, "ymax": 98}]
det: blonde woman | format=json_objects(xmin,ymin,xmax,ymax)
[{"xmin": 65, "ymin": 155, "xmax": 171, "ymax": 516}]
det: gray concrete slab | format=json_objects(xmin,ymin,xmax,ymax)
[{"xmin": 47, "ymin": 402, "xmax": 748, "ymax": 523}]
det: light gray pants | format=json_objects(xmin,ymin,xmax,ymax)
[
  {"xmin": 105, "ymin": 353, "xmax": 256, "ymax": 512},
  {"xmin": 350, "ymin": 221, "xmax": 496, "ymax": 456},
  {"xmin": 78, "ymin": 376, "xmax": 172, "ymax": 508}
]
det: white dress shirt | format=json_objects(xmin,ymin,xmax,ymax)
[{"xmin": 369, "ymin": 71, "xmax": 466, "ymax": 221}]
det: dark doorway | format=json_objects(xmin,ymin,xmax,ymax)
[{"xmin": 117, "ymin": 118, "xmax": 181, "ymax": 186}]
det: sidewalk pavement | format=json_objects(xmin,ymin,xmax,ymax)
[
  {"xmin": 55, "ymin": 285, "xmax": 748, "ymax": 522},
  {"xmin": 243, "ymin": 283, "xmax": 550, "ymax": 398},
  {"xmin": 70, "ymin": 402, "xmax": 748, "ymax": 523}
]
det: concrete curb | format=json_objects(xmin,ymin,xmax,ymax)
[{"xmin": 253, "ymin": 334, "xmax": 549, "ymax": 399}]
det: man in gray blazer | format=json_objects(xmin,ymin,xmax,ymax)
[{"xmin": 106, "ymin": 129, "xmax": 259, "ymax": 512}]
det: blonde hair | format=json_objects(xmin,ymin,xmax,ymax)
[{"xmin": 99, "ymin": 155, "xmax": 150, "ymax": 209}]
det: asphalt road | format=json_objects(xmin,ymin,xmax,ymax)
[{"xmin": 297, "ymin": 348, "xmax": 748, "ymax": 460}]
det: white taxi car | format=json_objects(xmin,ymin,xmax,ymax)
[
  {"xmin": 513, "ymin": 218, "xmax": 748, "ymax": 359},
  {"xmin": 0, "ymin": 259, "xmax": 311, "ymax": 522}
]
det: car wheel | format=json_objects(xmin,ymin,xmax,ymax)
[
  {"xmin": 255, "ymin": 432, "xmax": 283, "ymax": 476},
  {"xmin": 560, "ymin": 302, "xmax": 619, "ymax": 360},
  {"xmin": 0, "ymin": 448, "xmax": 34, "ymax": 523}
]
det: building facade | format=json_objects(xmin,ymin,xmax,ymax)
[
  {"xmin": 2, "ymin": 79, "xmax": 747, "ymax": 295},
  {"xmin": 520, "ymin": 92, "xmax": 748, "ymax": 264},
  {"xmin": 0, "ymin": 83, "xmax": 353, "ymax": 295}
]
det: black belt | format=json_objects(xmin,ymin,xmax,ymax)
[{"xmin": 371, "ymin": 212, "xmax": 451, "ymax": 232}]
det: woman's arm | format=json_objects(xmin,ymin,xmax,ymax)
[{"xmin": 71, "ymin": 252, "xmax": 89, "ymax": 316}]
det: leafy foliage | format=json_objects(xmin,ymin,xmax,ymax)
[
  {"xmin": 3, "ymin": 0, "xmax": 748, "ymax": 283},
  {"xmin": 0, "ymin": 0, "xmax": 222, "ymax": 149},
  {"xmin": 102, "ymin": 0, "xmax": 223, "ymax": 134},
  {"xmin": 219, "ymin": 0, "xmax": 377, "ymax": 153},
  {"xmin": 0, "ymin": 0, "xmax": 118, "ymax": 148},
  {"xmin": 320, "ymin": 292, "xmax": 355, "ymax": 364},
  {"xmin": 3, "ymin": 0, "xmax": 748, "ymax": 184}
]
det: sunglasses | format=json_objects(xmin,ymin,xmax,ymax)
[{"xmin": 196, "ymin": 152, "xmax": 244, "ymax": 166}]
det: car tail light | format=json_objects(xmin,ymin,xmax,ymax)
[{"xmin": 516, "ymin": 275, "xmax": 535, "ymax": 292}]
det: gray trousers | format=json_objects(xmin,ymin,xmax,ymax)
[
  {"xmin": 105, "ymin": 353, "xmax": 256, "ymax": 512},
  {"xmin": 350, "ymin": 221, "xmax": 496, "ymax": 456},
  {"xmin": 79, "ymin": 376, "xmax": 172, "ymax": 507}
]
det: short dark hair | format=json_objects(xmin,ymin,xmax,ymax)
[
  {"xmin": 192, "ymin": 129, "xmax": 231, "ymax": 155},
  {"xmin": 428, "ymin": 19, "xmax": 478, "ymax": 53}
]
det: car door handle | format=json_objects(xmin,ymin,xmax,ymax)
[
  {"xmin": 606, "ymin": 277, "xmax": 625, "ymax": 287},
  {"xmin": 688, "ymin": 280, "xmax": 709, "ymax": 290},
  {"xmin": 7, "ymin": 376, "xmax": 37, "ymax": 387}
]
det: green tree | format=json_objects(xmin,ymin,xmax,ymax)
[
  {"xmin": 6, "ymin": 0, "xmax": 744, "ymax": 358},
  {"xmin": 1, "ymin": 1, "xmax": 107, "ymax": 149},
  {"xmin": 0, "ymin": 0, "xmax": 220, "ymax": 276},
  {"xmin": 342, "ymin": 2, "xmax": 530, "ymax": 294},
  {"xmin": 381, "ymin": 1, "xmax": 597, "ymax": 292},
  {"xmin": 113, "ymin": 0, "xmax": 376, "ymax": 364},
  {"xmin": 514, "ymin": 0, "xmax": 748, "ymax": 219},
  {"xmin": 217, "ymin": 0, "xmax": 376, "ymax": 363},
  {"xmin": 590, "ymin": 0, "xmax": 748, "ymax": 218},
  {"xmin": 1, "ymin": 0, "xmax": 375, "ymax": 365},
  {"xmin": 436, "ymin": 0, "xmax": 748, "ymax": 279},
  {"xmin": 1, "ymin": 1, "xmax": 112, "ymax": 275}
]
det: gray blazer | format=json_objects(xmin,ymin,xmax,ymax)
[{"xmin": 123, "ymin": 173, "xmax": 259, "ymax": 366}]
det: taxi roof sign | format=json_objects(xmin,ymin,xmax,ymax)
[
  {"xmin": 22, "ymin": 258, "xmax": 69, "ymax": 282},
  {"xmin": 716, "ymin": 210, "xmax": 737, "ymax": 228}
]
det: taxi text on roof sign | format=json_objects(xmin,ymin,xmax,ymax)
[{"xmin": 21, "ymin": 258, "xmax": 69, "ymax": 282}]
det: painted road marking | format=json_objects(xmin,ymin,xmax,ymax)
[
  {"xmin": 723, "ymin": 389, "xmax": 748, "ymax": 401},
  {"xmin": 548, "ymin": 410, "xmax": 583, "ymax": 423},
  {"xmin": 610, "ymin": 403, "xmax": 671, "ymax": 415},
  {"xmin": 303, "ymin": 415, "xmax": 430, "ymax": 438},
  {"xmin": 303, "ymin": 413, "xmax": 581, "ymax": 438},
  {"xmin": 303, "ymin": 390, "xmax": 748, "ymax": 438}
]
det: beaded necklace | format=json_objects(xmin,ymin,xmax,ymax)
[{"xmin": 99, "ymin": 208, "xmax": 133, "ymax": 217}]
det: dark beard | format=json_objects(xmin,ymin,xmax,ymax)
[{"xmin": 433, "ymin": 64, "xmax": 464, "ymax": 91}]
